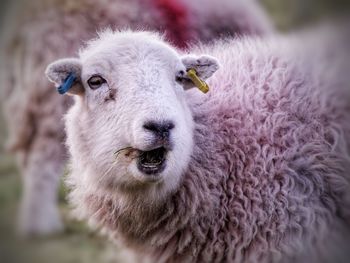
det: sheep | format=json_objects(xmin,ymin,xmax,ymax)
[
  {"xmin": 45, "ymin": 26, "xmax": 350, "ymax": 263},
  {"xmin": 0, "ymin": 0, "xmax": 274, "ymax": 236}
]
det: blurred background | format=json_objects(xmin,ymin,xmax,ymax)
[{"xmin": 0, "ymin": 0, "xmax": 349, "ymax": 262}]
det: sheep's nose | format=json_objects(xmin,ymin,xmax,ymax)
[{"xmin": 143, "ymin": 121, "xmax": 175, "ymax": 139}]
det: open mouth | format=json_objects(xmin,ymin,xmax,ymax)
[{"xmin": 137, "ymin": 147, "xmax": 167, "ymax": 175}]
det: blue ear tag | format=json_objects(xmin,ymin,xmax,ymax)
[{"xmin": 57, "ymin": 72, "xmax": 77, "ymax": 95}]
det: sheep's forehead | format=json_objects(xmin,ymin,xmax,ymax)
[{"xmin": 80, "ymin": 34, "xmax": 181, "ymax": 75}]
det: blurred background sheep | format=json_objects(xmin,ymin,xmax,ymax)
[
  {"xmin": 1, "ymin": 0, "xmax": 273, "ymax": 239},
  {"xmin": 0, "ymin": 0, "xmax": 349, "ymax": 263}
]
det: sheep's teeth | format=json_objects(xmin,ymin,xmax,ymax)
[{"xmin": 143, "ymin": 162, "xmax": 162, "ymax": 168}]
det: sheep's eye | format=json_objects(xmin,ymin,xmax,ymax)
[{"xmin": 87, "ymin": 75, "xmax": 106, "ymax": 90}]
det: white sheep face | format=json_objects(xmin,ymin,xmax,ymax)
[{"xmin": 46, "ymin": 31, "xmax": 219, "ymax": 200}]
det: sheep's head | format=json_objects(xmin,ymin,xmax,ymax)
[{"xmin": 46, "ymin": 31, "xmax": 219, "ymax": 201}]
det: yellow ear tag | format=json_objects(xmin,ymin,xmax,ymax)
[{"xmin": 187, "ymin": 68, "xmax": 210, "ymax": 94}]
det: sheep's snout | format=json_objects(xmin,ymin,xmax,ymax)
[{"xmin": 143, "ymin": 120, "xmax": 175, "ymax": 143}]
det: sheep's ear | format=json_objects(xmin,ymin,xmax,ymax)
[
  {"xmin": 45, "ymin": 58, "xmax": 84, "ymax": 96},
  {"xmin": 178, "ymin": 55, "xmax": 220, "ymax": 90}
]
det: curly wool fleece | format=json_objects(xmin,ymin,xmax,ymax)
[{"xmin": 67, "ymin": 27, "xmax": 350, "ymax": 263}]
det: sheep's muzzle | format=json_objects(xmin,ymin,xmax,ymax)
[{"xmin": 137, "ymin": 147, "xmax": 167, "ymax": 175}]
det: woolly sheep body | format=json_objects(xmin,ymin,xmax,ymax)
[
  {"xmin": 0, "ymin": 0, "xmax": 273, "ymax": 236},
  {"xmin": 61, "ymin": 27, "xmax": 350, "ymax": 263}
]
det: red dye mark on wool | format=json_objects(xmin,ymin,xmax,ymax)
[{"xmin": 154, "ymin": 0, "xmax": 191, "ymax": 49}]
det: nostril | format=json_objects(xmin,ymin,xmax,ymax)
[
  {"xmin": 143, "ymin": 121, "xmax": 175, "ymax": 136},
  {"xmin": 143, "ymin": 122, "xmax": 158, "ymax": 132}
]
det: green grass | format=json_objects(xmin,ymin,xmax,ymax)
[
  {"xmin": 0, "ymin": 161, "xmax": 119, "ymax": 263},
  {"xmin": 0, "ymin": 109, "xmax": 119, "ymax": 263},
  {"xmin": 261, "ymin": 0, "xmax": 350, "ymax": 30}
]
